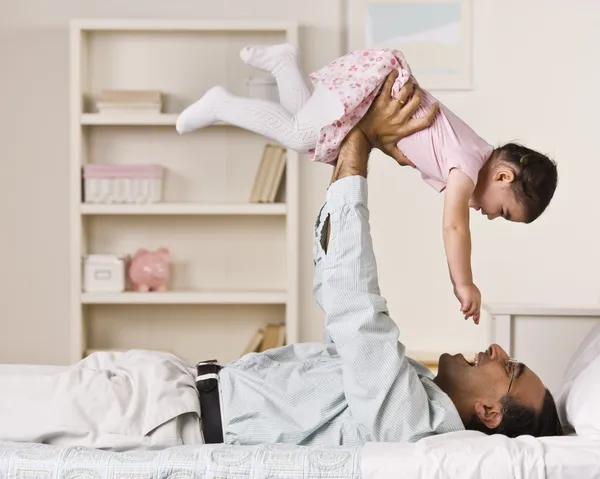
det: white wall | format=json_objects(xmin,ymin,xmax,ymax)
[
  {"xmin": 367, "ymin": 0, "xmax": 600, "ymax": 355},
  {"xmin": 0, "ymin": 0, "xmax": 337, "ymax": 364},
  {"xmin": 1, "ymin": 0, "xmax": 599, "ymax": 365}
]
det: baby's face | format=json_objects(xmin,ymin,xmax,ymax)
[{"xmin": 469, "ymin": 176, "xmax": 527, "ymax": 223}]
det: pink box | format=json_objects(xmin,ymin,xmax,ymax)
[
  {"xmin": 83, "ymin": 164, "xmax": 165, "ymax": 204},
  {"xmin": 83, "ymin": 164, "xmax": 164, "ymax": 179}
]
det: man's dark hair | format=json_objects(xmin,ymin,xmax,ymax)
[{"xmin": 466, "ymin": 389, "xmax": 564, "ymax": 438}]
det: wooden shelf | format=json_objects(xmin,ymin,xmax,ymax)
[
  {"xmin": 81, "ymin": 113, "xmax": 178, "ymax": 126},
  {"xmin": 81, "ymin": 203, "xmax": 286, "ymax": 216},
  {"xmin": 72, "ymin": 19, "xmax": 298, "ymax": 33},
  {"xmin": 81, "ymin": 290, "xmax": 288, "ymax": 305},
  {"xmin": 79, "ymin": 114, "xmax": 236, "ymax": 127},
  {"xmin": 84, "ymin": 348, "xmax": 127, "ymax": 355},
  {"xmin": 84, "ymin": 348, "xmax": 169, "ymax": 356}
]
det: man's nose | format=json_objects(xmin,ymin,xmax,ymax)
[{"xmin": 488, "ymin": 343, "xmax": 510, "ymax": 361}]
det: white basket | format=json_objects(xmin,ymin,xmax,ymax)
[{"xmin": 83, "ymin": 164, "xmax": 164, "ymax": 204}]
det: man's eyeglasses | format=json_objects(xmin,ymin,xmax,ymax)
[{"xmin": 506, "ymin": 358, "xmax": 521, "ymax": 397}]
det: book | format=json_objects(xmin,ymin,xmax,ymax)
[
  {"xmin": 275, "ymin": 323, "xmax": 286, "ymax": 348},
  {"xmin": 264, "ymin": 150, "xmax": 287, "ymax": 203},
  {"xmin": 259, "ymin": 145, "xmax": 286, "ymax": 203},
  {"xmin": 97, "ymin": 108, "xmax": 162, "ymax": 115},
  {"xmin": 96, "ymin": 102, "xmax": 161, "ymax": 109},
  {"xmin": 241, "ymin": 329, "xmax": 264, "ymax": 356},
  {"xmin": 96, "ymin": 90, "xmax": 163, "ymax": 114},
  {"xmin": 249, "ymin": 144, "xmax": 276, "ymax": 203},
  {"xmin": 100, "ymin": 90, "xmax": 162, "ymax": 103},
  {"xmin": 258, "ymin": 323, "xmax": 286, "ymax": 352}
]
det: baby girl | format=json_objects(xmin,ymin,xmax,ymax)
[{"xmin": 176, "ymin": 44, "xmax": 558, "ymax": 324}]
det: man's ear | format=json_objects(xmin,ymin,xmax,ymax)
[{"xmin": 474, "ymin": 400, "xmax": 503, "ymax": 430}]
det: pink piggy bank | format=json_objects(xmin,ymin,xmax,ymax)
[{"xmin": 128, "ymin": 248, "xmax": 170, "ymax": 292}]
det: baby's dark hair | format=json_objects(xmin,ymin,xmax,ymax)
[{"xmin": 493, "ymin": 143, "xmax": 558, "ymax": 223}]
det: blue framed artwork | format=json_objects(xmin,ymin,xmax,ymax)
[{"xmin": 346, "ymin": 0, "xmax": 472, "ymax": 90}]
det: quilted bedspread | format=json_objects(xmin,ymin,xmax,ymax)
[{"xmin": 0, "ymin": 442, "xmax": 361, "ymax": 479}]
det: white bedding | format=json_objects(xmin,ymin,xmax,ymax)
[
  {"xmin": 362, "ymin": 431, "xmax": 600, "ymax": 479},
  {"xmin": 0, "ymin": 433, "xmax": 598, "ymax": 479},
  {"xmin": 543, "ymin": 435, "xmax": 600, "ymax": 479}
]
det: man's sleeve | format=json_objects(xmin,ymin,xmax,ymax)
[
  {"xmin": 313, "ymin": 204, "xmax": 334, "ymax": 344},
  {"xmin": 319, "ymin": 176, "xmax": 434, "ymax": 441}
]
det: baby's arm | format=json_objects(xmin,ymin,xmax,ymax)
[{"xmin": 443, "ymin": 169, "xmax": 481, "ymax": 324}]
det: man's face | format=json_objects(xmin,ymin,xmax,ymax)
[{"xmin": 434, "ymin": 344, "xmax": 546, "ymax": 427}]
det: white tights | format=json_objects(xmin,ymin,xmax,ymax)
[{"xmin": 176, "ymin": 44, "xmax": 343, "ymax": 152}]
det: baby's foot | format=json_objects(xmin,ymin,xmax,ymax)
[
  {"xmin": 176, "ymin": 86, "xmax": 228, "ymax": 134},
  {"xmin": 240, "ymin": 43, "xmax": 299, "ymax": 74}
]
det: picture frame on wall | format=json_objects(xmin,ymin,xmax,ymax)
[{"xmin": 345, "ymin": 0, "xmax": 472, "ymax": 90}]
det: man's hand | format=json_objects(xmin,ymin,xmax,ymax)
[
  {"xmin": 454, "ymin": 283, "xmax": 481, "ymax": 325},
  {"xmin": 356, "ymin": 70, "xmax": 439, "ymax": 167},
  {"xmin": 331, "ymin": 70, "xmax": 441, "ymax": 185}
]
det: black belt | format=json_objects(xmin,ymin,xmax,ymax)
[{"xmin": 195, "ymin": 360, "xmax": 223, "ymax": 443}]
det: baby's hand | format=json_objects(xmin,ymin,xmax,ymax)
[{"xmin": 454, "ymin": 284, "xmax": 481, "ymax": 324}]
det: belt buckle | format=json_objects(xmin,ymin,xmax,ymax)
[{"xmin": 196, "ymin": 359, "xmax": 218, "ymax": 367}]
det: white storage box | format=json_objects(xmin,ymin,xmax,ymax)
[
  {"xmin": 83, "ymin": 164, "xmax": 164, "ymax": 204},
  {"xmin": 83, "ymin": 254, "xmax": 125, "ymax": 292}
]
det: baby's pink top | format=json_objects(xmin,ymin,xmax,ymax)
[{"xmin": 309, "ymin": 49, "xmax": 494, "ymax": 191}]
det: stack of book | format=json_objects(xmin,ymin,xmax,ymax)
[
  {"xmin": 241, "ymin": 323, "xmax": 286, "ymax": 356},
  {"xmin": 96, "ymin": 90, "xmax": 162, "ymax": 115},
  {"xmin": 249, "ymin": 144, "xmax": 287, "ymax": 203}
]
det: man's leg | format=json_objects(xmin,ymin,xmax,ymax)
[
  {"xmin": 146, "ymin": 412, "xmax": 204, "ymax": 447},
  {"xmin": 0, "ymin": 351, "xmax": 201, "ymax": 450}
]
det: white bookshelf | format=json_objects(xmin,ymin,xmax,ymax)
[
  {"xmin": 81, "ymin": 203, "xmax": 287, "ymax": 215},
  {"xmin": 80, "ymin": 113, "xmax": 179, "ymax": 126},
  {"xmin": 81, "ymin": 291, "xmax": 287, "ymax": 305},
  {"xmin": 70, "ymin": 20, "xmax": 299, "ymax": 364}
]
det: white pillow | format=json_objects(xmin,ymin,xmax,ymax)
[
  {"xmin": 556, "ymin": 321, "xmax": 600, "ymax": 436},
  {"xmin": 563, "ymin": 355, "xmax": 600, "ymax": 438}
]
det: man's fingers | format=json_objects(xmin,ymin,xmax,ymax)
[
  {"xmin": 400, "ymin": 85, "xmax": 423, "ymax": 118},
  {"xmin": 421, "ymin": 102, "xmax": 440, "ymax": 126},
  {"xmin": 401, "ymin": 103, "xmax": 440, "ymax": 136},
  {"xmin": 381, "ymin": 70, "xmax": 399, "ymax": 99},
  {"xmin": 394, "ymin": 79, "xmax": 414, "ymax": 106}
]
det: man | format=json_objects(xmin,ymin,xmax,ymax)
[{"xmin": 0, "ymin": 74, "xmax": 562, "ymax": 450}]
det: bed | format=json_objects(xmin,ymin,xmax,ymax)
[
  {"xmin": 1, "ymin": 303, "xmax": 599, "ymax": 479},
  {"xmin": 1, "ymin": 433, "xmax": 599, "ymax": 479}
]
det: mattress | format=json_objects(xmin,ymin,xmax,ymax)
[{"xmin": 1, "ymin": 433, "xmax": 598, "ymax": 479}]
